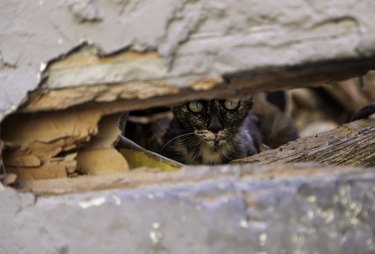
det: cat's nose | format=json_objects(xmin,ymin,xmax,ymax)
[{"xmin": 208, "ymin": 116, "xmax": 222, "ymax": 133}]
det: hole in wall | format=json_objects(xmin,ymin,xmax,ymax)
[
  {"xmin": 119, "ymin": 91, "xmax": 299, "ymax": 166},
  {"xmin": 1, "ymin": 78, "xmax": 374, "ymax": 191},
  {"xmin": 119, "ymin": 78, "xmax": 375, "ymax": 165}
]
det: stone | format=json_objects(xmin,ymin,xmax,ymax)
[{"xmin": 0, "ymin": 164, "xmax": 374, "ymax": 253}]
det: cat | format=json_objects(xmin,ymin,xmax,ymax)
[
  {"xmin": 160, "ymin": 98, "xmax": 262, "ymax": 165},
  {"xmin": 121, "ymin": 95, "xmax": 374, "ymax": 165}
]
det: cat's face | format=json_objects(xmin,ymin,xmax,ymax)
[{"xmin": 172, "ymin": 99, "xmax": 253, "ymax": 148}]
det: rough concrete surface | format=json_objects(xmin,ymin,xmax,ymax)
[
  {"xmin": 2, "ymin": 0, "xmax": 375, "ymax": 119},
  {"xmin": 1, "ymin": 164, "xmax": 375, "ymax": 254},
  {"xmin": 2, "ymin": 1, "xmax": 375, "ymax": 253}
]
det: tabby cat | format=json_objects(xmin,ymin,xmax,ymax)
[{"xmin": 160, "ymin": 99, "xmax": 262, "ymax": 165}]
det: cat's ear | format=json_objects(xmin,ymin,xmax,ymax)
[
  {"xmin": 241, "ymin": 97, "xmax": 254, "ymax": 110},
  {"xmin": 171, "ymin": 103, "xmax": 189, "ymax": 119}
]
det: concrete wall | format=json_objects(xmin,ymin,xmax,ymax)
[
  {"xmin": 2, "ymin": 0, "xmax": 375, "ymax": 120},
  {"xmin": 1, "ymin": 1, "xmax": 375, "ymax": 253},
  {"xmin": 1, "ymin": 164, "xmax": 375, "ymax": 253}
]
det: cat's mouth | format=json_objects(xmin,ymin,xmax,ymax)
[
  {"xmin": 194, "ymin": 130, "xmax": 227, "ymax": 148},
  {"xmin": 206, "ymin": 139, "xmax": 224, "ymax": 148}
]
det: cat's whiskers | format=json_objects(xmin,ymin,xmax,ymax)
[
  {"xmin": 220, "ymin": 150, "xmax": 232, "ymax": 162},
  {"xmin": 195, "ymin": 129, "xmax": 232, "ymax": 148},
  {"xmin": 162, "ymin": 98, "xmax": 261, "ymax": 164},
  {"xmin": 159, "ymin": 132, "xmax": 195, "ymax": 154}
]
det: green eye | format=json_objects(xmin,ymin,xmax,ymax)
[
  {"xmin": 188, "ymin": 101, "xmax": 204, "ymax": 113},
  {"xmin": 224, "ymin": 99, "xmax": 240, "ymax": 110}
]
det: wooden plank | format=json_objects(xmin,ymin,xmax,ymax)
[{"xmin": 233, "ymin": 119, "xmax": 375, "ymax": 167}]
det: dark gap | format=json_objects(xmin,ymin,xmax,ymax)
[
  {"xmin": 313, "ymin": 87, "xmax": 348, "ymax": 123},
  {"xmin": 266, "ymin": 91, "xmax": 287, "ymax": 112}
]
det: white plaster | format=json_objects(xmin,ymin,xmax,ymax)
[{"xmin": 1, "ymin": 0, "xmax": 375, "ymax": 120}]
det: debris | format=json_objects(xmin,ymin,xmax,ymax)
[
  {"xmin": 118, "ymin": 136, "xmax": 181, "ymax": 172},
  {"xmin": 1, "ymin": 111, "xmax": 128, "ymax": 180},
  {"xmin": 1, "ymin": 173, "xmax": 17, "ymax": 186}
]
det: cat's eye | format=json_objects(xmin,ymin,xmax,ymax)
[
  {"xmin": 188, "ymin": 101, "xmax": 204, "ymax": 113},
  {"xmin": 224, "ymin": 99, "xmax": 240, "ymax": 110}
]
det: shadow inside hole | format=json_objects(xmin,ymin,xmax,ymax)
[{"xmin": 120, "ymin": 106, "xmax": 172, "ymax": 154}]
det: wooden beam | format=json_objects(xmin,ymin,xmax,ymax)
[{"xmin": 233, "ymin": 119, "xmax": 375, "ymax": 167}]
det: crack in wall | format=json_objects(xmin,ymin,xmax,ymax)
[
  {"xmin": 0, "ymin": 51, "xmax": 16, "ymax": 69},
  {"xmin": 160, "ymin": 0, "xmax": 207, "ymax": 69}
]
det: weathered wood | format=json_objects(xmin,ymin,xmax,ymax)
[{"xmin": 233, "ymin": 119, "xmax": 375, "ymax": 167}]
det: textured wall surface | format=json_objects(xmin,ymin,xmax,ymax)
[
  {"xmin": 1, "ymin": 164, "xmax": 375, "ymax": 254},
  {"xmin": 2, "ymin": 1, "xmax": 375, "ymax": 253},
  {"xmin": 1, "ymin": 0, "xmax": 375, "ymax": 119}
]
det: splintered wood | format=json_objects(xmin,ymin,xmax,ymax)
[{"xmin": 1, "ymin": 110, "xmax": 129, "ymax": 180}]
